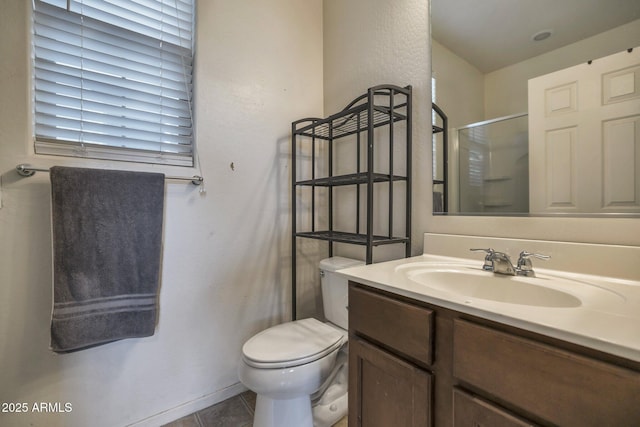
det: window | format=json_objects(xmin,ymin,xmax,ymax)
[{"xmin": 32, "ymin": 0, "xmax": 195, "ymax": 166}]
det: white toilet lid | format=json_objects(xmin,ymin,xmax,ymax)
[{"xmin": 242, "ymin": 318, "xmax": 345, "ymax": 369}]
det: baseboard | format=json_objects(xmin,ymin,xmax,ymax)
[{"xmin": 127, "ymin": 382, "xmax": 248, "ymax": 427}]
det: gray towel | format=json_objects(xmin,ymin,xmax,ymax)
[{"xmin": 49, "ymin": 166, "xmax": 165, "ymax": 352}]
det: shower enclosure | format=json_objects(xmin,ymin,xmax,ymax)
[{"xmin": 455, "ymin": 114, "xmax": 529, "ymax": 214}]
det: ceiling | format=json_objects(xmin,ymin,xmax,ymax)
[{"xmin": 431, "ymin": 0, "xmax": 640, "ymax": 73}]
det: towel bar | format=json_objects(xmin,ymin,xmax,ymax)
[{"xmin": 16, "ymin": 164, "xmax": 203, "ymax": 185}]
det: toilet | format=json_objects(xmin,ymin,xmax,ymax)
[{"xmin": 238, "ymin": 256, "xmax": 364, "ymax": 427}]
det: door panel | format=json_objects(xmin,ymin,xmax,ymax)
[{"xmin": 529, "ymin": 47, "xmax": 640, "ymax": 213}]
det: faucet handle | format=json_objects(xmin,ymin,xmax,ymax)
[
  {"xmin": 470, "ymin": 248, "xmax": 495, "ymax": 271},
  {"xmin": 470, "ymin": 248, "xmax": 494, "ymax": 254},
  {"xmin": 517, "ymin": 251, "xmax": 550, "ymax": 275}
]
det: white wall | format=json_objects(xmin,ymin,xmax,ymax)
[
  {"xmin": 322, "ymin": 0, "xmax": 431, "ymax": 261},
  {"xmin": 433, "ymin": 19, "xmax": 640, "ymax": 122},
  {"xmin": 431, "ymin": 40, "xmax": 484, "ymax": 128},
  {"xmin": 485, "ymin": 18, "xmax": 640, "ymax": 118},
  {"xmin": 0, "ymin": 1, "xmax": 323, "ymax": 426}
]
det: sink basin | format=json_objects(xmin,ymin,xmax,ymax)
[
  {"xmin": 393, "ymin": 263, "xmax": 626, "ymax": 308},
  {"xmin": 404, "ymin": 267, "xmax": 581, "ymax": 307}
]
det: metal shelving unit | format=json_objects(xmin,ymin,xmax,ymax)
[
  {"xmin": 432, "ymin": 102, "xmax": 448, "ymax": 213},
  {"xmin": 291, "ymin": 84, "xmax": 412, "ymax": 319}
]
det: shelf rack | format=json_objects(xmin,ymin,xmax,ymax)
[
  {"xmin": 432, "ymin": 103, "xmax": 448, "ymax": 212},
  {"xmin": 291, "ymin": 84, "xmax": 412, "ymax": 319}
]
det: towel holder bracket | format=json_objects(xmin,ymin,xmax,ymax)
[{"xmin": 16, "ymin": 164, "xmax": 37, "ymax": 177}]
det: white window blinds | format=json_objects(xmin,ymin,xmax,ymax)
[{"xmin": 33, "ymin": 0, "xmax": 195, "ymax": 166}]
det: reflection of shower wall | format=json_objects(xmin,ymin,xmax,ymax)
[
  {"xmin": 458, "ymin": 137, "xmax": 485, "ymax": 212},
  {"xmin": 458, "ymin": 115, "xmax": 529, "ymax": 213}
]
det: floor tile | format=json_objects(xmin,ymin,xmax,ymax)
[
  {"xmin": 161, "ymin": 413, "xmax": 200, "ymax": 427},
  {"xmin": 162, "ymin": 391, "xmax": 346, "ymax": 427},
  {"xmin": 239, "ymin": 390, "xmax": 256, "ymax": 414},
  {"xmin": 196, "ymin": 395, "xmax": 253, "ymax": 427}
]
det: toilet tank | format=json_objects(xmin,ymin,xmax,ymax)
[{"xmin": 320, "ymin": 257, "xmax": 365, "ymax": 330}]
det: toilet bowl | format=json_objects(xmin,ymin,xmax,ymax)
[{"xmin": 238, "ymin": 257, "xmax": 363, "ymax": 427}]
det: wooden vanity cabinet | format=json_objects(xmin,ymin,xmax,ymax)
[
  {"xmin": 348, "ymin": 282, "xmax": 640, "ymax": 427},
  {"xmin": 348, "ymin": 284, "xmax": 436, "ymax": 427}
]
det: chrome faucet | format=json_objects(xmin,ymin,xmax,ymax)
[
  {"xmin": 516, "ymin": 251, "xmax": 551, "ymax": 277},
  {"xmin": 471, "ymin": 248, "xmax": 550, "ymax": 277},
  {"xmin": 470, "ymin": 247, "xmax": 496, "ymax": 271}
]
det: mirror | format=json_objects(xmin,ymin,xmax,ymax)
[{"xmin": 431, "ymin": 0, "xmax": 640, "ymax": 216}]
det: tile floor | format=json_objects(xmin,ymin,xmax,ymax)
[{"xmin": 162, "ymin": 391, "xmax": 347, "ymax": 427}]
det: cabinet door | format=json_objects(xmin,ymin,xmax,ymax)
[
  {"xmin": 453, "ymin": 389, "xmax": 537, "ymax": 427},
  {"xmin": 453, "ymin": 319, "xmax": 640, "ymax": 426},
  {"xmin": 349, "ymin": 336, "xmax": 432, "ymax": 427}
]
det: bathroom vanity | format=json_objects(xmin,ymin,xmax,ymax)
[{"xmin": 341, "ymin": 234, "xmax": 640, "ymax": 427}]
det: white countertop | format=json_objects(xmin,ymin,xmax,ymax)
[{"xmin": 338, "ymin": 253, "xmax": 640, "ymax": 363}]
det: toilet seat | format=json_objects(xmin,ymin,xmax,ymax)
[{"xmin": 242, "ymin": 318, "xmax": 345, "ymax": 369}]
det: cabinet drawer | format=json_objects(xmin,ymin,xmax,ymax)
[
  {"xmin": 453, "ymin": 319, "xmax": 640, "ymax": 427},
  {"xmin": 349, "ymin": 284, "xmax": 434, "ymax": 365},
  {"xmin": 453, "ymin": 389, "xmax": 536, "ymax": 427}
]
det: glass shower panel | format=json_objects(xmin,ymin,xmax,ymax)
[{"xmin": 458, "ymin": 114, "xmax": 529, "ymax": 214}]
